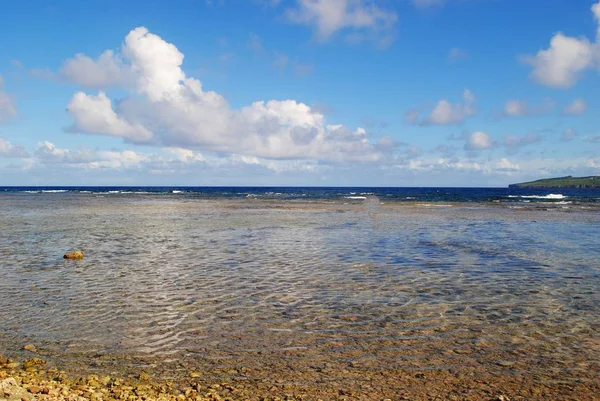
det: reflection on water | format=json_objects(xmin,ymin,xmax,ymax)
[{"xmin": 0, "ymin": 195, "xmax": 599, "ymax": 391}]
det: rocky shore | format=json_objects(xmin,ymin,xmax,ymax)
[
  {"xmin": 3, "ymin": 349, "xmax": 600, "ymax": 401},
  {"xmin": 0, "ymin": 352, "xmax": 261, "ymax": 401}
]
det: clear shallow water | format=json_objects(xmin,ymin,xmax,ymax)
[{"xmin": 0, "ymin": 192, "xmax": 599, "ymax": 394}]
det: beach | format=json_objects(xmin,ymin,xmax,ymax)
[{"xmin": 1, "ymin": 190, "xmax": 599, "ymax": 400}]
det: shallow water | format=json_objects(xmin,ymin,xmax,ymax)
[{"xmin": 1, "ymin": 194, "xmax": 599, "ymax": 397}]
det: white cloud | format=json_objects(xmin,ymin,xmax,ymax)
[
  {"xmin": 502, "ymin": 98, "xmax": 554, "ymax": 117},
  {"xmin": 122, "ymin": 27, "xmax": 187, "ymax": 102},
  {"xmin": 0, "ymin": 75, "xmax": 3, "ymax": 87},
  {"xmin": 66, "ymin": 91, "xmax": 153, "ymax": 143},
  {"xmin": 523, "ymin": 1, "xmax": 600, "ymax": 88},
  {"xmin": 0, "ymin": 137, "xmax": 29, "ymax": 158},
  {"xmin": 495, "ymin": 158, "xmax": 520, "ymax": 172},
  {"xmin": 421, "ymin": 89, "xmax": 476, "ymax": 126},
  {"xmin": 64, "ymin": 27, "xmax": 381, "ymax": 163},
  {"xmin": 60, "ymin": 51, "xmax": 131, "ymax": 89},
  {"xmin": 563, "ymin": 98, "xmax": 587, "ymax": 115},
  {"xmin": 465, "ymin": 131, "xmax": 493, "ymax": 150},
  {"xmin": 503, "ymin": 100, "xmax": 528, "ymax": 117},
  {"xmin": 7, "ymin": 137, "xmax": 600, "ymax": 186},
  {"xmin": 31, "ymin": 140, "xmax": 331, "ymax": 177},
  {"xmin": 284, "ymin": 0, "xmax": 397, "ymax": 45},
  {"xmin": 166, "ymin": 147, "xmax": 205, "ymax": 163},
  {"xmin": 35, "ymin": 141, "xmax": 147, "ymax": 169},
  {"xmin": 523, "ymin": 34, "xmax": 594, "ymax": 88}
]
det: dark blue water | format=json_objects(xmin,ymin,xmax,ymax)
[{"xmin": 2, "ymin": 186, "xmax": 600, "ymax": 204}]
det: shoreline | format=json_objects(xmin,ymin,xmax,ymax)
[{"xmin": 2, "ymin": 350, "xmax": 599, "ymax": 400}]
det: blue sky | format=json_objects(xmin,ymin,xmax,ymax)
[{"xmin": 1, "ymin": 0, "xmax": 599, "ymax": 186}]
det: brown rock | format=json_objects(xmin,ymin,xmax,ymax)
[
  {"xmin": 64, "ymin": 250, "xmax": 84, "ymax": 260},
  {"xmin": 28, "ymin": 385, "xmax": 40, "ymax": 394},
  {"xmin": 0, "ymin": 378, "xmax": 31, "ymax": 400},
  {"xmin": 22, "ymin": 345, "xmax": 36, "ymax": 353}
]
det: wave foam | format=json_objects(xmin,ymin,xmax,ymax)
[{"xmin": 511, "ymin": 194, "xmax": 567, "ymax": 200}]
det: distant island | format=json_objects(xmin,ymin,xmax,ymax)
[{"xmin": 509, "ymin": 175, "xmax": 600, "ymax": 188}]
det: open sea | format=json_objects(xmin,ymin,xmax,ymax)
[{"xmin": 1, "ymin": 187, "xmax": 599, "ymax": 399}]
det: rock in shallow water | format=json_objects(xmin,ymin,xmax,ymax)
[
  {"xmin": 22, "ymin": 344, "xmax": 36, "ymax": 352},
  {"xmin": 64, "ymin": 250, "xmax": 85, "ymax": 260}
]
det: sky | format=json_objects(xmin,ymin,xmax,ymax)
[{"xmin": 0, "ymin": 0, "xmax": 599, "ymax": 187}]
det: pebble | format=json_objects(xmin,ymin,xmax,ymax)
[
  {"xmin": 28, "ymin": 385, "xmax": 40, "ymax": 394},
  {"xmin": 22, "ymin": 345, "xmax": 36, "ymax": 353}
]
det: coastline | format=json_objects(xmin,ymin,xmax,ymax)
[{"xmin": 2, "ymin": 350, "xmax": 600, "ymax": 400}]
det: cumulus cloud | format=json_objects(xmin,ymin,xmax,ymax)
[
  {"xmin": 523, "ymin": 1, "xmax": 600, "ymax": 88},
  {"xmin": 64, "ymin": 27, "xmax": 381, "ymax": 163},
  {"xmin": 0, "ymin": 137, "xmax": 29, "ymax": 158},
  {"xmin": 60, "ymin": 51, "xmax": 131, "ymax": 89},
  {"xmin": 8, "ymin": 136, "xmax": 600, "ymax": 186},
  {"xmin": 35, "ymin": 141, "xmax": 148, "ymax": 169},
  {"xmin": 66, "ymin": 92, "xmax": 153, "ymax": 143},
  {"xmin": 284, "ymin": 0, "xmax": 397, "ymax": 46},
  {"xmin": 31, "ymin": 140, "xmax": 331, "ymax": 177},
  {"xmin": 563, "ymin": 98, "xmax": 587, "ymax": 115},
  {"xmin": 166, "ymin": 147, "xmax": 205, "ymax": 163},
  {"xmin": 417, "ymin": 89, "xmax": 476, "ymax": 126},
  {"xmin": 495, "ymin": 157, "xmax": 520, "ymax": 172},
  {"xmin": 502, "ymin": 98, "xmax": 554, "ymax": 117},
  {"xmin": 464, "ymin": 131, "xmax": 493, "ymax": 151}
]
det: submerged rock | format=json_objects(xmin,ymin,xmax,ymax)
[
  {"xmin": 64, "ymin": 250, "xmax": 85, "ymax": 260},
  {"xmin": 22, "ymin": 344, "xmax": 37, "ymax": 352}
]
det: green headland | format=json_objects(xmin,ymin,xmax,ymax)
[{"xmin": 509, "ymin": 175, "xmax": 600, "ymax": 188}]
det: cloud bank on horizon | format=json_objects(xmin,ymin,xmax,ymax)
[{"xmin": 0, "ymin": 0, "xmax": 599, "ymax": 186}]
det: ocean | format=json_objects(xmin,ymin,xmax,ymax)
[
  {"xmin": 0, "ymin": 187, "xmax": 599, "ymax": 399},
  {"xmin": 1, "ymin": 185, "xmax": 600, "ymax": 204}
]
